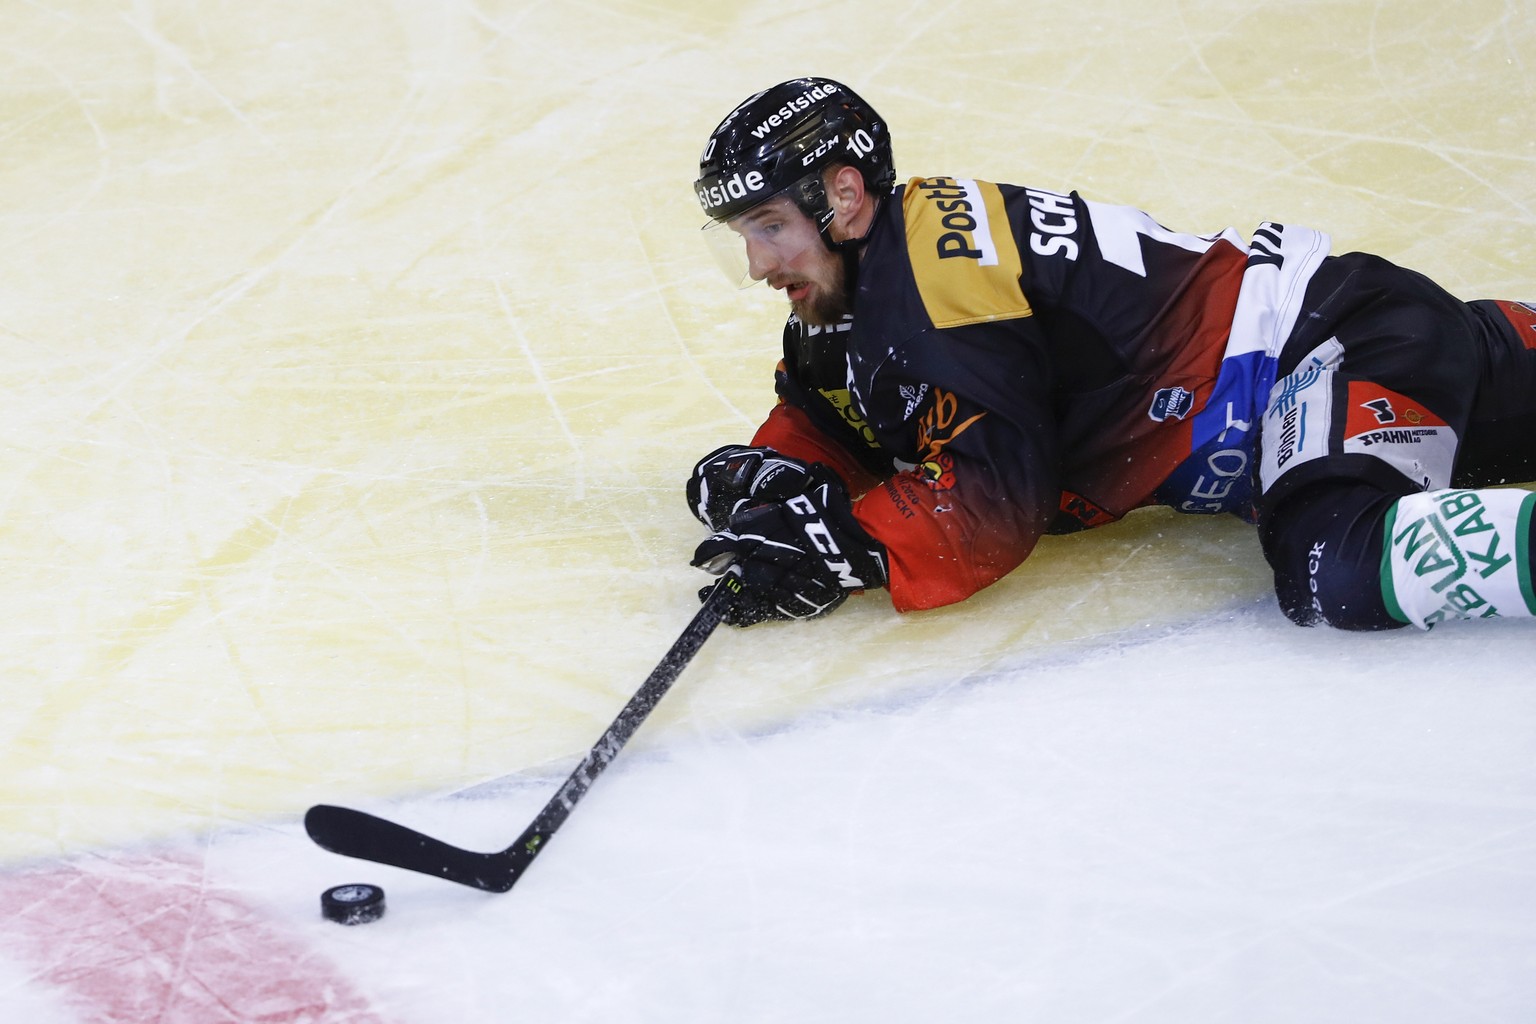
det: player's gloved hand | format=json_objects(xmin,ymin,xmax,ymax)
[
  {"xmin": 686, "ymin": 444, "xmax": 816, "ymax": 532},
  {"xmin": 690, "ymin": 467, "xmax": 887, "ymax": 626}
]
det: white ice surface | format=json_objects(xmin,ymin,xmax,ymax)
[
  {"xmin": 214, "ymin": 607, "xmax": 1536, "ymax": 1024},
  {"xmin": 2, "ymin": 0, "xmax": 1534, "ymax": 1020}
]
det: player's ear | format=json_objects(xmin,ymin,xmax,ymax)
[{"xmin": 827, "ymin": 164, "xmax": 866, "ymax": 220}]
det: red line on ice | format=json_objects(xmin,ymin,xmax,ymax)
[{"xmin": 0, "ymin": 851, "xmax": 392, "ymax": 1023}]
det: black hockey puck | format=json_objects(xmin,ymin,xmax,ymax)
[{"xmin": 320, "ymin": 883, "xmax": 386, "ymax": 925}]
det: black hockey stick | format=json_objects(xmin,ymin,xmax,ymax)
[{"xmin": 304, "ymin": 571, "xmax": 742, "ymax": 893}]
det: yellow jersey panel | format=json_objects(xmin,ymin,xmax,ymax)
[{"xmin": 901, "ymin": 176, "xmax": 1032, "ymax": 329}]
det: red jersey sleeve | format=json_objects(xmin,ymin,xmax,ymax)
[
  {"xmin": 846, "ymin": 327, "xmax": 1062, "ymax": 613},
  {"xmin": 749, "ymin": 392, "xmax": 887, "ymax": 499}
]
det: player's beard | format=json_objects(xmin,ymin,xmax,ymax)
[{"xmin": 787, "ymin": 245, "xmax": 852, "ymax": 327}]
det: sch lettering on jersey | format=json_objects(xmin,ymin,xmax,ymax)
[
  {"xmin": 1024, "ymin": 187, "xmax": 1080, "ymax": 260},
  {"xmin": 902, "ymin": 176, "xmax": 1032, "ymax": 329}
]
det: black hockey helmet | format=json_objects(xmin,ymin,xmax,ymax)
[{"xmin": 693, "ymin": 78, "xmax": 896, "ymax": 237}]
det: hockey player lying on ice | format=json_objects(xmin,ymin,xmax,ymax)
[{"xmin": 685, "ymin": 78, "xmax": 1536, "ymax": 632}]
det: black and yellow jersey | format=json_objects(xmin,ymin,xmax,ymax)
[{"xmin": 752, "ymin": 175, "xmax": 1330, "ymax": 611}]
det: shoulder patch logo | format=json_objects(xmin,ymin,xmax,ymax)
[{"xmin": 1148, "ymin": 386, "xmax": 1195, "ymax": 422}]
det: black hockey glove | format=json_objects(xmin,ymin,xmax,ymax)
[
  {"xmin": 691, "ymin": 467, "xmax": 887, "ymax": 627},
  {"xmin": 686, "ymin": 444, "xmax": 816, "ymax": 532}
]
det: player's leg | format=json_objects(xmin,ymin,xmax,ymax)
[
  {"xmin": 1364, "ymin": 298, "xmax": 1536, "ymax": 629},
  {"xmin": 1260, "ymin": 480, "xmax": 1403, "ymax": 630},
  {"xmin": 1378, "ymin": 485, "xmax": 1536, "ymax": 628},
  {"xmin": 1454, "ymin": 299, "xmax": 1536, "ymax": 488},
  {"xmin": 1263, "ymin": 479, "xmax": 1536, "ymax": 630},
  {"xmin": 1257, "ymin": 257, "xmax": 1536, "ymax": 630}
]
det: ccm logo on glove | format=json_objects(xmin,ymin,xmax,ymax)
[
  {"xmin": 786, "ymin": 493, "xmax": 871, "ymax": 589},
  {"xmin": 689, "ymin": 467, "xmax": 886, "ymax": 626}
]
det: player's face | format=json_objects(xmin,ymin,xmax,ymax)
[{"xmin": 729, "ymin": 197, "xmax": 848, "ymax": 326}]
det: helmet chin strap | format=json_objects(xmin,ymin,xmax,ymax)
[
  {"xmin": 790, "ymin": 171, "xmax": 882, "ymax": 314},
  {"xmin": 817, "ymin": 192, "xmax": 882, "ymax": 312},
  {"xmin": 835, "ymin": 241, "xmax": 862, "ymax": 312}
]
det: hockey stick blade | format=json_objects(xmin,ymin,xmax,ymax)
[
  {"xmin": 304, "ymin": 803, "xmax": 533, "ymax": 892},
  {"xmin": 304, "ymin": 571, "xmax": 741, "ymax": 893}
]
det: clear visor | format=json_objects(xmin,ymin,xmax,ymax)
[{"xmin": 699, "ymin": 192, "xmax": 826, "ymax": 289}]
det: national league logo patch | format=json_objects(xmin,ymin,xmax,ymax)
[{"xmin": 1148, "ymin": 385, "xmax": 1195, "ymax": 422}]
